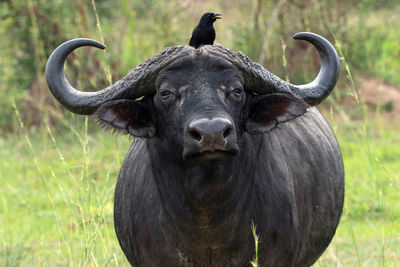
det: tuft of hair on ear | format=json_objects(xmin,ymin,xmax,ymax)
[
  {"xmin": 95, "ymin": 100, "xmax": 137, "ymax": 137},
  {"xmin": 95, "ymin": 99, "xmax": 156, "ymax": 138},
  {"xmin": 96, "ymin": 116, "xmax": 133, "ymax": 137}
]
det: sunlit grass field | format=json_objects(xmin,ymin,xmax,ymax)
[
  {"xmin": 317, "ymin": 118, "xmax": 400, "ymax": 266},
  {"xmin": 1, "ymin": 110, "xmax": 399, "ymax": 266},
  {"xmin": 1, "ymin": 119, "xmax": 128, "ymax": 265}
]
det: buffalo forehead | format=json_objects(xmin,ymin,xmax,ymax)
[{"xmin": 155, "ymin": 47, "xmax": 243, "ymax": 87}]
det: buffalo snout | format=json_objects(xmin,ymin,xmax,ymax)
[{"xmin": 183, "ymin": 117, "xmax": 238, "ymax": 160}]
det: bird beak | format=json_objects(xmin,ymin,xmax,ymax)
[{"xmin": 213, "ymin": 13, "xmax": 222, "ymax": 20}]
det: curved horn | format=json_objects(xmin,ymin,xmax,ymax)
[
  {"xmin": 290, "ymin": 32, "xmax": 340, "ymax": 105},
  {"xmin": 46, "ymin": 38, "xmax": 187, "ymax": 115},
  {"xmin": 208, "ymin": 32, "xmax": 340, "ymax": 106}
]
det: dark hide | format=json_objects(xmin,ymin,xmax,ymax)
[{"xmin": 98, "ymin": 53, "xmax": 344, "ymax": 266}]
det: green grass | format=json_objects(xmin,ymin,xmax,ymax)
[
  {"xmin": 317, "ymin": 119, "xmax": 400, "ymax": 266},
  {"xmin": 0, "ymin": 122, "xmax": 131, "ymax": 266},
  {"xmin": 250, "ymin": 222, "xmax": 259, "ymax": 267},
  {"xmin": 1, "ymin": 112, "xmax": 399, "ymax": 266}
]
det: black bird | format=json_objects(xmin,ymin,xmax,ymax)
[{"xmin": 189, "ymin": 12, "xmax": 222, "ymax": 48}]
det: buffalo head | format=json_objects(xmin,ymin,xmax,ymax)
[{"xmin": 46, "ymin": 33, "xmax": 339, "ymax": 165}]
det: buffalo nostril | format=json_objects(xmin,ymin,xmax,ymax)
[
  {"xmin": 189, "ymin": 129, "xmax": 202, "ymax": 141},
  {"xmin": 223, "ymin": 127, "xmax": 232, "ymax": 139}
]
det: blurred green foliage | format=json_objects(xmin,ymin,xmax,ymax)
[{"xmin": 343, "ymin": 8, "xmax": 400, "ymax": 85}]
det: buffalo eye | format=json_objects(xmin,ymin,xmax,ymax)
[
  {"xmin": 228, "ymin": 86, "xmax": 244, "ymax": 101},
  {"xmin": 160, "ymin": 90, "xmax": 174, "ymax": 101},
  {"xmin": 232, "ymin": 88, "xmax": 242, "ymax": 97}
]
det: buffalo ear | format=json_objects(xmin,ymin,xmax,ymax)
[
  {"xmin": 96, "ymin": 98, "xmax": 156, "ymax": 138},
  {"xmin": 245, "ymin": 93, "xmax": 308, "ymax": 135}
]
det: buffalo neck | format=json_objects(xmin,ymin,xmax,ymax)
[{"xmin": 147, "ymin": 137, "xmax": 256, "ymax": 246}]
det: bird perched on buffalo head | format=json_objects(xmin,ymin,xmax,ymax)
[{"xmin": 189, "ymin": 12, "xmax": 222, "ymax": 48}]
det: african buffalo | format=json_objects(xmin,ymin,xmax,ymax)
[{"xmin": 46, "ymin": 32, "xmax": 344, "ymax": 266}]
